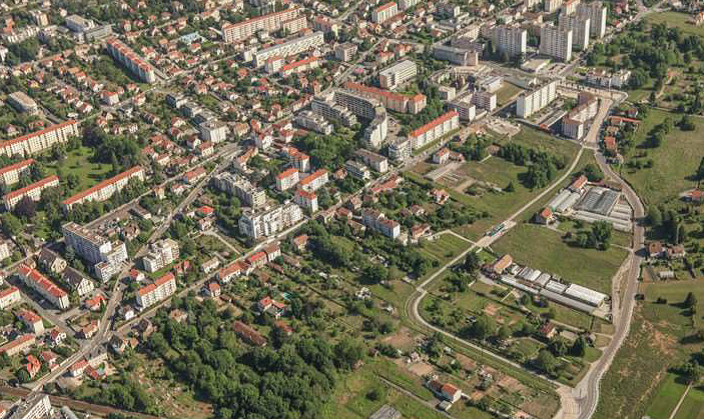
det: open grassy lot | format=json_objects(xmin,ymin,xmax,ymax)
[
  {"xmin": 643, "ymin": 280, "xmax": 704, "ymax": 334},
  {"xmin": 496, "ymin": 83, "xmax": 525, "ymax": 106},
  {"xmin": 508, "ymin": 126, "xmax": 580, "ymax": 162},
  {"xmin": 646, "ymin": 373, "xmax": 690, "ymax": 419},
  {"xmin": 45, "ymin": 146, "xmax": 112, "ymax": 195},
  {"xmin": 673, "ymin": 386, "xmax": 704, "ymax": 419},
  {"xmin": 492, "ymin": 223, "xmax": 629, "ymax": 295},
  {"xmin": 646, "ymin": 11, "xmax": 704, "ymax": 37},
  {"xmin": 622, "ymin": 108, "xmax": 704, "ymax": 207}
]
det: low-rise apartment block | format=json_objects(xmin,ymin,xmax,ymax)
[
  {"xmin": 362, "ymin": 209, "xmax": 401, "ymax": 239},
  {"xmin": 295, "ymin": 110, "xmax": 333, "ymax": 135},
  {"xmin": 407, "ymin": 111, "xmax": 460, "ymax": 150},
  {"xmin": 62, "ymin": 222, "xmax": 128, "ymax": 281},
  {"xmin": 136, "ymin": 272, "xmax": 177, "ymax": 307},
  {"xmin": 2, "ymin": 175, "xmax": 59, "ymax": 210},
  {"xmin": 17, "ymin": 264, "xmax": 70, "ymax": 310},
  {"xmin": 379, "ymin": 60, "xmax": 418, "ymax": 90},
  {"xmin": 0, "ymin": 159, "xmax": 33, "ymax": 186},
  {"xmin": 0, "ymin": 286, "xmax": 21, "ymax": 309},
  {"xmin": 372, "ymin": 2, "xmax": 399, "ymax": 24},
  {"xmin": 143, "ymin": 238, "xmax": 180, "ymax": 273},
  {"xmin": 299, "ymin": 169, "xmax": 329, "ymax": 192},
  {"xmin": 212, "ymin": 172, "xmax": 266, "ymax": 208},
  {"xmin": 238, "ymin": 201, "xmax": 303, "ymax": 239},
  {"xmin": 0, "ymin": 120, "xmax": 78, "ymax": 157},
  {"xmin": 199, "ymin": 120, "xmax": 228, "ymax": 143},
  {"xmin": 61, "ymin": 166, "xmax": 144, "ymax": 210},
  {"xmin": 294, "ymin": 189, "xmax": 318, "ymax": 213},
  {"xmin": 0, "ymin": 334, "xmax": 35, "ymax": 356},
  {"xmin": 222, "ymin": 7, "xmax": 300, "ymax": 43},
  {"xmin": 276, "ymin": 167, "xmax": 300, "ymax": 191},
  {"xmin": 562, "ymin": 92, "xmax": 598, "ymax": 139},
  {"xmin": 253, "ymin": 32, "xmax": 325, "ymax": 67},
  {"xmin": 344, "ymin": 82, "xmax": 426, "ymax": 114},
  {"xmin": 7, "ymin": 91, "xmax": 39, "ymax": 114},
  {"xmin": 355, "ymin": 149, "xmax": 389, "ymax": 173},
  {"xmin": 432, "ymin": 45, "xmax": 479, "ymax": 66},
  {"xmin": 344, "ymin": 160, "xmax": 371, "ymax": 180},
  {"xmin": 334, "ymin": 43, "xmax": 358, "ymax": 61},
  {"xmin": 105, "ymin": 38, "xmax": 156, "ymax": 83}
]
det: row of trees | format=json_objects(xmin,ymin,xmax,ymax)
[{"xmin": 497, "ymin": 143, "xmax": 566, "ymax": 189}]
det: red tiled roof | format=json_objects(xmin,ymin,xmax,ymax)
[
  {"xmin": 0, "ymin": 121, "xmax": 77, "ymax": 150},
  {"xmin": 61, "ymin": 167, "xmax": 142, "ymax": 206},
  {"xmin": 0, "ymin": 159, "xmax": 33, "ymax": 176},
  {"xmin": 409, "ymin": 111, "xmax": 458, "ymax": 138},
  {"xmin": 3, "ymin": 175, "xmax": 58, "ymax": 201},
  {"xmin": 299, "ymin": 169, "xmax": 328, "ymax": 186},
  {"xmin": 277, "ymin": 167, "xmax": 299, "ymax": 180}
]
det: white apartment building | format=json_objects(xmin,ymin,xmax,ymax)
[
  {"xmin": 299, "ymin": 169, "xmax": 329, "ymax": 192},
  {"xmin": 389, "ymin": 138, "xmax": 412, "ymax": 162},
  {"xmin": 447, "ymin": 93, "xmax": 477, "ymax": 122},
  {"xmin": 17, "ymin": 264, "xmax": 70, "ymax": 310},
  {"xmin": 544, "ymin": 0, "xmax": 563, "ymax": 12},
  {"xmin": 492, "ymin": 26, "xmax": 527, "ymax": 58},
  {"xmin": 577, "ymin": 2, "xmax": 607, "ymax": 38},
  {"xmin": 61, "ymin": 166, "xmax": 144, "ymax": 210},
  {"xmin": 562, "ymin": 92, "xmax": 599, "ymax": 139},
  {"xmin": 7, "ymin": 393, "xmax": 52, "ymax": 419},
  {"xmin": 253, "ymin": 31, "xmax": 325, "ymax": 67},
  {"xmin": 199, "ymin": 120, "xmax": 228, "ymax": 143},
  {"xmin": 2, "ymin": 175, "xmax": 59, "ymax": 210},
  {"xmin": 558, "ymin": 14, "xmax": 590, "ymax": 50},
  {"xmin": 561, "ymin": 0, "xmax": 581, "ymax": 15},
  {"xmin": 539, "ymin": 26, "xmax": 573, "ymax": 62},
  {"xmin": 105, "ymin": 38, "xmax": 156, "ymax": 83},
  {"xmin": 136, "ymin": 272, "xmax": 177, "ymax": 307},
  {"xmin": 0, "ymin": 159, "xmax": 33, "ymax": 186},
  {"xmin": 585, "ymin": 68, "xmax": 631, "ymax": 88},
  {"xmin": 372, "ymin": 2, "xmax": 398, "ymax": 23},
  {"xmin": 407, "ymin": 111, "xmax": 460, "ymax": 150},
  {"xmin": 294, "ymin": 189, "xmax": 318, "ymax": 213},
  {"xmin": 332, "ymin": 89, "xmax": 389, "ymax": 148},
  {"xmin": 334, "ymin": 43, "xmax": 358, "ymax": 61},
  {"xmin": 0, "ymin": 120, "xmax": 78, "ymax": 158},
  {"xmin": 276, "ymin": 167, "xmax": 300, "ymax": 191},
  {"xmin": 221, "ymin": 7, "xmax": 300, "ymax": 43},
  {"xmin": 355, "ymin": 149, "xmax": 389, "ymax": 173},
  {"xmin": 295, "ymin": 110, "xmax": 333, "ymax": 135},
  {"xmin": 344, "ymin": 82, "xmax": 427, "ymax": 114},
  {"xmin": 379, "ymin": 60, "xmax": 418, "ymax": 90},
  {"xmin": 362, "ymin": 209, "xmax": 401, "ymax": 239},
  {"xmin": 143, "ymin": 239, "xmax": 180, "ymax": 273},
  {"xmin": 238, "ymin": 202, "xmax": 304, "ymax": 239},
  {"xmin": 212, "ymin": 172, "xmax": 267, "ymax": 208},
  {"xmin": 516, "ymin": 80, "xmax": 558, "ymax": 118},
  {"xmin": 62, "ymin": 222, "xmax": 128, "ymax": 281},
  {"xmin": 399, "ymin": 0, "xmax": 420, "ymax": 9},
  {"xmin": 0, "ymin": 286, "xmax": 21, "ymax": 309},
  {"xmin": 433, "ymin": 45, "xmax": 479, "ymax": 66},
  {"xmin": 7, "ymin": 91, "xmax": 39, "ymax": 114}
]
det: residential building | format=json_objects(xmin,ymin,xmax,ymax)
[
  {"xmin": 0, "ymin": 286, "xmax": 21, "ymax": 309},
  {"xmin": 311, "ymin": 95, "xmax": 358, "ymax": 127},
  {"xmin": 558, "ymin": 14, "xmax": 590, "ymax": 50},
  {"xmin": 388, "ymin": 138, "xmax": 412, "ymax": 162},
  {"xmin": 0, "ymin": 120, "xmax": 79, "ymax": 157},
  {"xmin": 562, "ymin": 92, "xmax": 598, "ymax": 139},
  {"xmin": 344, "ymin": 82, "xmax": 426, "ymax": 114},
  {"xmin": 362, "ymin": 209, "xmax": 401, "ymax": 239},
  {"xmin": 276, "ymin": 167, "xmax": 300, "ymax": 191},
  {"xmin": 334, "ymin": 43, "xmax": 357, "ymax": 61},
  {"xmin": 447, "ymin": 92, "xmax": 477, "ymax": 121},
  {"xmin": 221, "ymin": 7, "xmax": 300, "ymax": 43},
  {"xmin": 372, "ymin": 2, "xmax": 399, "ymax": 24},
  {"xmin": 0, "ymin": 334, "xmax": 35, "ymax": 356},
  {"xmin": 516, "ymin": 79, "xmax": 558, "ymax": 118},
  {"xmin": 280, "ymin": 56, "xmax": 320, "ymax": 77},
  {"xmin": 7, "ymin": 91, "xmax": 39, "ymax": 114},
  {"xmin": 355, "ymin": 149, "xmax": 389, "ymax": 173},
  {"xmin": 492, "ymin": 26, "xmax": 527, "ymax": 57},
  {"xmin": 238, "ymin": 201, "xmax": 303, "ymax": 239},
  {"xmin": 299, "ymin": 169, "xmax": 329, "ymax": 192},
  {"xmin": 3, "ymin": 175, "xmax": 59, "ymax": 210},
  {"xmin": 344, "ymin": 160, "xmax": 371, "ymax": 180},
  {"xmin": 539, "ymin": 26, "xmax": 573, "ymax": 62},
  {"xmin": 432, "ymin": 45, "xmax": 479, "ymax": 66},
  {"xmin": 37, "ymin": 248, "xmax": 67, "ymax": 274},
  {"xmin": 65, "ymin": 14, "xmax": 95, "ymax": 32},
  {"xmin": 62, "ymin": 268, "xmax": 94, "ymax": 297},
  {"xmin": 295, "ymin": 110, "xmax": 333, "ymax": 135},
  {"xmin": 379, "ymin": 60, "xmax": 417, "ymax": 90},
  {"xmin": 312, "ymin": 16, "xmax": 339, "ymax": 36},
  {"xmin": 577, "ymin": 1, "xmax": 607, "ymax": 38},
  {"xmin": 399, "ymin": 0, "xmax": 421, "ymax": 9},
  {"xmin": 17, "ymin": 309, "xmax": 43, "ymax": 334},
  {"xmin": 17, "ymin": 264, "xmax": 70, "ymax": 310},
  {"xmin": 0, "ymin": 240, "xmax": 9, "ymax": 261},
  {"xmin": 234, "ymin": 321, "xmax": 267, "ymax": 346},
  {"xmin": 253, "ymin": 32, "xmax": 325, "ymax": 67},
  {"xmin": 62, "ymin": 223, "xmax": 128, "ymax": 281},
  {"xmin": 332, "ymin": 89, "xmax": 389, "ymax": 148},
  {"xmin": 561, "ymin": 0, "xmax": 581, "ymax": 15},
  {"xmin": 199, "ymin": 120, "xmax": 228, "ymax": 143},
  {"xmin": 212, "ymin": 172, "xmax": 266, "ymax": 208},
  {"xmin": 407, "ymin": 111, "xmax": 460, "ymax": 150},
  {"xmin": 0, "ymin": 159, "xmax": 33, "ymax": 186},
  {"xmin": 544, "ymin": 0, "xmax": 563, "ymax": 12},
  {"xmin": 105, "ymin": 38, "xmax": 156, "ymax": 83},
  {"xmin": 61, "ymin": 166, "xmax": 144, "ymax": 210},
  {"xmin": 294, "ymin": 189, "xmax": 318, "ymax": 213},
  {"xmin": 136, "ymin": 272, "xmax": 177, "ymax": 307},
  {"xmin": 585, "ymin": 68, "xmax": 631, "ymax": 88},
  {"xmin": 142, "ymin": 238, "xmax": 180, "ymax": 273},
  {"xmin": 5, "ymin": 392, "xmax": 51, "ymax": 419}
]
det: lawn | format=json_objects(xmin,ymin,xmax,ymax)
[
  {"xmin": 673, "ymin": 386, "xmax": 704, "ymax": 419},
  {"xmin": 643, "ymin": 280, "xmax": 704, "ymax": 335},
  {"xmin": 508, "ymin": 126, "xmax": 580, "ymax": 163},
  {"xmin": 646, "ymin": 11, "xmax": 704, "ymax": 37},
  {"xmin": 622, "ymin": 108, "xmax": 704, "ymax": 206},
  {"xmin": 646, "ymin": 373, "xmax": 690, "ymax": 419},
  {"xmin": 45, "ymin": 146, "xmax": 113, "ymax": 195},
  {"xmin": 496, "ymin": 83, "xmax": 525, "ymax": 106},
  {"xmin": 492, "ymin": 223, "xmax": 629, "ymax": 295}
]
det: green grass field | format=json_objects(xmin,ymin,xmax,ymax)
[
  {"xmin": 646, "ymin": 11, "xmax": 704, "ymax": 37},
  {"xmin": 646, "ymin": 373, "xmax": 690, "ymax": 419},
  {"xmin": 622, "ymin": 108, "xmax": 704, "ymax": 206},
  {"xmin": 643, "ymin": 280, "xmax": 704, "ymax": 335},
  {"xmin": 492, "ymin": 224, "xmax": 629, "ymax": 295},
  {"xmin": 45, "ymin": 146, "xmax": 112, "ymax": 195},
  {"xmin": 673, "ymin": 386, "xmax": 704, "ymax": 419},
  {"xmin": 496, "ymin": 83, "xmax": 525, "ymax": 106}
]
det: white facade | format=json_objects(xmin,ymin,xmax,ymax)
[
  {"xmin": 253, "ymin": 32, "xmax": 325, "ymax": 67},
  {"xmin": 577, "ymin": 2, "xmax": 607, "ymax": 39},
  {"xmin": 539, "ymin": 26, "xmax": 573, "ymax": 62},
  {"xmin": 558, "ymin": 15, "xmax": 590, "ymax": 51},
  {"xmin": 0, "ymin": 120, "xmax": 78, "ymax": 158},
  {"xmin": 516, "ymin": 80, "xmax": 558, "ymax": 118},
  {"xmin": 379, "ymin": 60, "xmax": 418, "ymax": 90},
  {"xmin": 238, "ymin": 202, "xmax": 303, "ymax": 239},
  {"xmin": 492, "ymin": 26, "xmax": 527, "ymax": 57}
]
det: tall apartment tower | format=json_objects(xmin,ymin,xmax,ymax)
[
  {"xmin": 540, "ymin": 26, "xmax": 573, "ymax": 62},
  {"xmin": 491, "ymin": 26, "xmax": 528, "ymax": 58},
  {"xmin": 558, "ymin": 14, "xmax": 590, "ymax": 50},
  {"xmin": 577, "ymin": 2, "xmax": 607, "ymax": 38}
]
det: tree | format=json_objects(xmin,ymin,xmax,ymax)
[
  {"xmin": 363, "ymin": 264, "xmax": 388, "ymax": 284},
  {"xmin": 685, "ymin": 292, "xmax": 698, "ymax": 309},
  {"xmin": 591, "ymin": 221, "xmax": 613, "ymax": 250},
  {"xmin": 497, "ymin": 326, "xmax": 510, "ymax": 342},
  {"xmin": 698, "ymin": 157, "xmax": 704, "ymax": 188},
  {"xmin": 570, "ymin": 336, "xmax": 587, "ymax": 357},
  {"xmin": 334, "ymin": 339, "xmax": 365, "ymax": 370},
  {"xmin": 582, "ymin": 164, "xmax": 604, "ymax": 182},
  {"xmin": 466, "ymin": 315, "xmax": 494, "ymax": 340},
  {"xmin": 549, "ymin": 339, "xmax": 568, "ymax": 357},
  {"xmin": 535, "ymin": 350, "xmax": 557, "ymax": 376},
  {"xmin": 463, "ymin": 252, "xmax": 481, "ymax": 274},
  {"xmin": 14, "ymin": 196, "xmax": 36, "ymax": 219},
  {"xmin": 1, "ymin": 213, "xmax": 22, "ymax": 237},
  {"xmin": 647, "ymin": 206, "xmax": 663, "ymax": 227}
]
